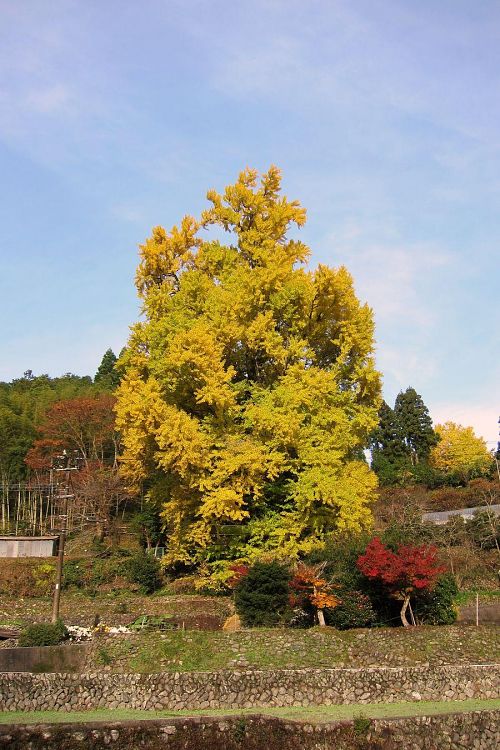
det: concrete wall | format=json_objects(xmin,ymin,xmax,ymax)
[
  {"xmin": 0, "ymin": 645, "xmax": 89, "ymax": 674},
  {"xmin": 422, "ymin": 504, "xmax": 500, "ymax": 525},
  {"xmin": 0, "ymin": 711, "xmax": 499, "ymax": 750},
  {"xmin": 0, "ymin": 664, "xmax": 498, "ymax": 712}
]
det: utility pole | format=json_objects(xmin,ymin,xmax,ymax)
[
  {"xmin": 51, "ymin": 451, "xmax": 79, "ymax": 624},
  {"xmin": 495, "ymin": 416, "xmax": 500, "ymax": 482}
]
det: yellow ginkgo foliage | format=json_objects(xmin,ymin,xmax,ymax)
[
  {"xmin": 430, "ymin": 422, "xmax": 492, "ymax": 478},
  {"xmin": 116, "ymin": 167, "xmax": 381, "ymax": 566}
]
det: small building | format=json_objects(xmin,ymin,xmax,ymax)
[{"xmin": 0, "ymin": 536, "xmax": 59, "ymax": 558}]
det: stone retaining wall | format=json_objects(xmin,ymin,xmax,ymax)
[
  {"xmin": 0, "ymin": 664, "xmax": 498, "ymax": 712},
  {"xmin": 1, "ymin": 711, "xmax": 499, "ymax": 750}
]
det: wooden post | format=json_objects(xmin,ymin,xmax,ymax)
[
  {"xmin": 51, "ymin": 457, "xmax": 77, "ymax": 624},
  {"xmin": 408, "ymin": 600, "xmax": 417, "ymax": 627},
  {"xmin": 51, "ymin": 485, "xmax": 69, "ymax": 624}
]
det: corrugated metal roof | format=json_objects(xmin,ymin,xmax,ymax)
[{"xmin": 0, "ymin": 536, "xmax": 58, "ymax": 541}]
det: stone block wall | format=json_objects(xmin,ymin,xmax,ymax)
[
  {"xmin": 0, "ymin": 664, "xmax": 498, "ymax": 712},
  {"xmin": 0, "ymin": 711, "xmax": 499, "ymax": 750}
]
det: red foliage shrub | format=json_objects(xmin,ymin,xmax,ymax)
[{"xmin": 357, "ymin": 537, "xmax": 446, "ymax": 626}]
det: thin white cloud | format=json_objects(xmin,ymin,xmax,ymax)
[
  {"xmin": 206, "ymin": 0, "xmax": 500, "ymax": 149},
  {"xmin": 357, "ymin": 243, "xmax": 450, "ymax": 326},
  {"xmin": 318, "ymin": 223, "xmax": 456, "ymax": 401},
  {"xmin": 111, "ymin": 204, "xmax": 146, "ymax": 224},
  {"xmin": 25, "ymin": 83, "xmax": 71, "ymax": 114},
  {"xmin": 379, "ymin": 346, "xmax": 438, "ymax": 393},
  {"xmin": 324, "ymin": 223, "xmax": 452, "ymax": 327}
]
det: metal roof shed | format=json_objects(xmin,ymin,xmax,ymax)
[{"xmin": 0, "ymin": 536, "xmax": 58, "ymax": 558}]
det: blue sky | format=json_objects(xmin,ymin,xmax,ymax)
[{"xmin": 1, "ymin": 0, "xmax": 499, "ymax": 446}]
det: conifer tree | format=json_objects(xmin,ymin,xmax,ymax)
[
  {"xmin": 95, "ymin": 349, "xmax": 120, "ymax": 389},
  {"xmin": 394, "ymin": 387, "xmax": 438, "ymax": 465},
  {"xmin": 369, "ymin": 400, "xmax": 407, "ymax": 484},
  {"xmin": 116, "ymin": 167, "xmax": 381, "ymax": 565}
]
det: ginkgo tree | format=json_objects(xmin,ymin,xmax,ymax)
[
  {"xmin": 116, "ymin": 167, "xmax": 381, "ymax": 567},
  {"xmin": 430, "ymin": 422, "xmax": 492, "ymax": 479}
]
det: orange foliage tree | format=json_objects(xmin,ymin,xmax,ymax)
[
  {"xmin": 290, "ymin": 563, "xmax": 340, "ymax": 626},
  {"xmin": 25, "ymin": 395, "xmax": 118, "ymax": 471},
  {"xmin": 25, "ymin": 395, "xmax": 130, "ymax": 540}
]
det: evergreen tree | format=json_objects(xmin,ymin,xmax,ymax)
[
  {"xmin": 369, "ymin": 400, "xmax": 407, "ymax": 484},
  {"xmin": 94, "ymin": 349, "xmax": 120, "ymax": 389},
  {"xmin": 394, "ymin": 387, "xmax": 438, "ymax": 465},
  {"xmin": 370, "ymin": 401, "xmax": 406, "ymax": 458},
  {"xmin": 234, "ymin": 561, "xmax": 291, "ymax": 627}
]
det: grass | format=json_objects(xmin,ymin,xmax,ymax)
[
  {"xmin": 125, "ymin": 628, "xmax": 353, "ymax": 672},
  {"xmin": 85, "ymin": 624, "xmax": 499, "ymax": 673},
  {"xmin": 456, "ymin": 589, "xmax": 500, "ymax": 605},
  {"xmin": 0, "ymin": 699, "xmax": 499, "ymax": 726}
]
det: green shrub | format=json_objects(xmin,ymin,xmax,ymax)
[
  {"xmin": 96, "ymin": 646, "xmax": 113, "ymax": 666},
  {"xmin": 131, "ymin": 507, "xmax": 164, "ymax": 550},
  {"xmin": 234, "ymin": 561, "xmax": 291, "ymax": 627},
  {"xmin": 90, "ymin": 538, "xmax": 109, "ymax": 556},
  {"xmin": 32, "ymin": 562, "xmax": 56, "ymax": 593},
  {"xmin": 353, "ymin": 713, "xmax": 372, "ymax": 735},
  {"xmin": 90, "ymin": 556, "xmax": 128, "ymax": 589},
  {"xmin": 306, "ymin": 531, "xmax": 370, "ymax": 587},
  {"xmin": 370, "ymin": 454, "xmax": 406, "ymax": 486},
  {"xmin": 18, "ymin": 620, "xmax": 68, "ymax": 647},
  {"xmin": 63, "ymin": 556, "xmax": 134, "ymax": 592},
  {"xmin": 414, "ymin": 573, "xmax": 459, "ymax": 625},
  {"xmin": 62, "ymin": 559, "xmax": 85, "ymax": 589},
  {"xmin": 124, "ymin": 552, "xmax": 161, "ymax": 594},
  {"xmin": 381, "ymin": 514, "xmax": 436, "ymax": 549},
  {"xmin": 128, "ymin": 614, "xmax": 177, "ymax": 631},
  {"xmin": 325, "ymin": 590, "xmax": 377, "ymax": 630},
  {"xmin": 233, "ymin": 718, "xmax": 246, "ymax": 741}
]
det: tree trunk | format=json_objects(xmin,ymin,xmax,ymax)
[
  {"xmin": 95, "ymin": 520, "xmax": 106, "ymax": 542},
  {"xmin": 400, "ymin": 595, "xmax": 412, "ymax": 627},
  {"xmin": 317, "ymin": 608, "xmax": 326, "ymax": 627}
]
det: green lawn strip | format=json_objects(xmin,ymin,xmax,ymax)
[
  {"xmin": 264, "ymin": 698, "xmax": 500, "ymax": 723},
  {"xmin": 457, "ymin": 589, "xmax": 500, "ymax": 605},
  {"xmin": 104, "ymin": 626, "xmax": 499, "ymax": 672},
  {"xmin": 1, "ymin": 624, "xmax": 499, "ymax": 672},
  {"xmin": 0, "ymin": 698, "xmax": 499, "ymax": 726}
]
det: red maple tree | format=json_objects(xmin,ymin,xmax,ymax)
[
  {"xmin": 25, "ymin": 395, "xmax": 117, "ymax": 470},
  {"xmin": 356, "ymin": 537, "xmax": 445, "ymax": 627}
]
